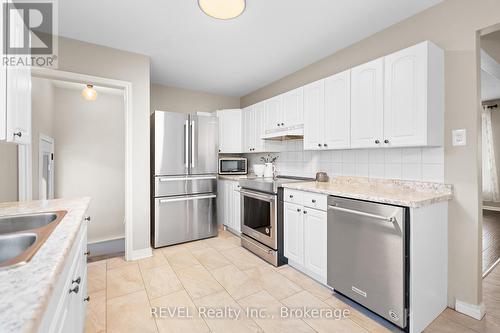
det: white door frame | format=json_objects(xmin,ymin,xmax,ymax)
[
  {"xmin": 27, "ymin": 67, "xmax": 137, "ymax": 261},
  {"xmin": 38, "ymin": 133, "xmax": 54, "ymax": 200}
]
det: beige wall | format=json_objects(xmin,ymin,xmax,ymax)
[
  {"xmin": 151, "ymin": 83, "xmax": 240, "ymax": 114},
  {"xmin": 56, "ymin": 36, "xmax": 150, "ymax": 252},
  {"xmin": 0, "ymin": 142, "xmax": 17, "ymax": 202},
  {"xmin": 241, "ymin": 0, "xmax": 500, "ymax": 307},
  {"xmin": 31, "ymin": 77, "xmax": 55, "ymax": 200},
  {"xmin": 53, "ymin": 86, "xmax": 125, "ymax": 243}
]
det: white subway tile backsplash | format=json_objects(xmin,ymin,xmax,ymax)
[
  {"xmin": 355, "ymin": 150, "xmax": 370, "ymax": 164},
  {"xmin": 385, "ymin": 163, "xmax": 402, "ymax": 179},
  {"xmin": 246, "ymin": 140, "xmax": 444, "ymax": 183},
  {"xmin": 422, "ymin": 147, "xmax": 445, "ymax": 164},
  {"xmin": 385, "ymin": 148, "xmax": 402, "ymax": 163},
  {"xmin": 343, "ymin": 150, "xmax": 356, "ymax": 163},
  {"xmin": 369, "ymin": 164, "xmax": 385, "ymax": 179},
  {"xmin": 402, "ymin": 148, "xmax": 422, "ymax": 164},
  {"xmin": 402, "ymin": 163, "xmax": 422, "ymax": 181},
  {"xmin": 369, "ymin": 150, "xmax": 385, "ymax": 164}
]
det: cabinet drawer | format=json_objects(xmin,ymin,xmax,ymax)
[
  {"xmin": 284, "ymin": 189, "xmax": 303, "ymax": 204},
  {"xmin": 303, "ymin": 192, "xmax": 327, "ymax": 211}
]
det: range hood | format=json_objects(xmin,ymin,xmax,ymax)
[{"xmin": 261, "ymin": 124, "xmax": 304, "ymax": 141}]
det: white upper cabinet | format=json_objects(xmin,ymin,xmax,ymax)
[
  {"xmin": 217, "ymin": 109, "xmax": 242, "ymax": 153},
  {"xmin": 253, "ymin": 101, "xmax": 266, "ymax": 152},
  {"xmin": 303, "ymin": 79, "xmax": 325, "ymax": 150},
  {"xmin": 1, "ymin": 8, "xmax": 31, "ymax": 144},
  {"xmin": 324, "ymin": 70, "xmax": 351, "ymax": 149},
  {"xmin": 282, "ymin": 87, "xmax": 304, "ymax": 128},
  {"xmin": 265, "ymin": 95, "xmax": 283, "ymax": 131},
  {"xmin": 243, "ymin": 106, "xmax": 255, "ymax": 153},
  {"xmin": 384, "ymin": 41, "xmax": 444, "ymax": 147},
  {"xmin": 350, "ymin": 57, "xmax": 384, "ymax": 149},
  {"xmin": 243, "ymin": 102, "xmax": 280, "ymax": 153}
]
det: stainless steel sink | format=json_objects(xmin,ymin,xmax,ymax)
[
  {"xmin": 0, "ymin": 233, "xmax": 37, "ymax": 266},
  {"xmin": 0, "ymin": 212, "xmax": 58, "ymax": 234},
  {"xmin": 0, "ymin": 211, "xmax": 67, "ymax": 269}
]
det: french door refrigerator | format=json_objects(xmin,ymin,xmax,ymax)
[{"xmin": 151, "ymin": 110, "xmax": 218, "ymax": 248}]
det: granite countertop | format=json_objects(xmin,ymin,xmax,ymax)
[
  {"xmin": 281, "ymin": 176, "xmax": 453, "ymax": 208},
  {"xmin": 0, "ymin": 197, "xmax": 91, "ymax": 333}
]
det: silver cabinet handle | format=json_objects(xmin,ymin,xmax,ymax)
[
  {"xmin": 159, "ymin": 194, "xmax": 216, "ymax": 204},
  {"xmin": 13, "ymin": 131, "xmax": 22, "ymax": 137},
  {"xmin": 69, "ymin": 285, "xmax": 79, "ymax": 294},
  {"xmin": 84, "ymin": 296, "xmax": 90, "ymax": 302},
  {"xmin": 158, "ymin": 176, "xmax": 216, "ymax": 182},
  {"xmin": 384, "ymin": 139, "xmax": 389, "ymax": 144},
  {"xmin": 375, "ymin": 139, "xmax": 380, "ymax": 144},
  {"xmin": 328, "ymin": 205, "xmax": 396, "ymax": 223},
  {"xmin": 72, "ymin": 277, "xmax": 81, "ymax": 284},
  {"xmin": 191, "ymin": 120, "xmax": 195, "ymax": 168},
  {"xmin": 84, "ymin": 216, "xmax": 91, "ymax": 222},
  {"xmin": 184, "ymin": 120, "xmax": 189, "ymax": 169},
  {"xmin": 296, "ymin": 208, "xmax": 301, "ymax": 212}
]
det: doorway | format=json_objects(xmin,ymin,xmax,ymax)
[
  {"xmin": 480, "ymin": 27, "xmax": 500, "ymax": 276},
  {"xmin": 38, "ymin": 134, "xmax": 54, "ymax": 200}
]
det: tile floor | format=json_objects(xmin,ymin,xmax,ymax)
[{"xmin": 85, "ymin": 229, "xmax": 500, "ymax": 333}]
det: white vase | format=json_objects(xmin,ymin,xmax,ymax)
[{"xmin": 264, "ymin": 163, "xmax": 275, "ymax": 178}]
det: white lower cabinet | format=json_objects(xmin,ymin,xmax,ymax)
[
  {"xmin": 218, "ymin": 180, "xmax": 241, "ymax": 234},
  {"xmin": 38, "ymin": 218, "xmax": 89, "ymax": 333},
  {"xmin": 283, "ymin": 190, "xmax": 327, "ymax": 284}
]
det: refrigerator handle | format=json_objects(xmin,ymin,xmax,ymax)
[
  {"xmin": 191, "ymin": 120, "xmax": 195, "ymax": 168},
  {"xmin": 184, "ymin": 120, "xmax": 189, "ymax": 169}
]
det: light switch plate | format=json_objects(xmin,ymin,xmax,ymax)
[{"xmin": 452, "ymin": 129, "xmax": 467, "ymax": 146}]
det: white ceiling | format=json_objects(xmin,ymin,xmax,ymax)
[{"xmin": 59, "ymin": 0, "xmax": 441, "ymax": 97}]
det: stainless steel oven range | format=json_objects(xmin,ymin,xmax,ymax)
[{"xmin": 239, "ymin": 176, "xmax": 313, "ymax": 266}]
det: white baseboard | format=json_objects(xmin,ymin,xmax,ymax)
[
  {"xmin": 127, "ymin": 247, "xmax": 153, "ymax": 261},
  {"xmin": 482, "ymin": 205, "xmax": 500, "ymax": 212},
  {"xmin": 455, "ymin": 300, "xmax": 485, "ymax": 320}
]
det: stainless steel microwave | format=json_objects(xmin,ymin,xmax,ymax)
[{"xmin": 218, "ymin": 157, "xmax": 247, "ymax": 175}]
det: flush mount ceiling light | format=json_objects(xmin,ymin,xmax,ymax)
[
  {"xmin": 82, "ymin": 84, "xmax": 97, "ymax": 101},
  {"xmin": 198, "ymin": 0, "xmax": 246, "ymax": 20}
]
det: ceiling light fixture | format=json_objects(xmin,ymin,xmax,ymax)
[
  {"xmin": 198, "ymin": 0, "xmax": 246, "ymax": 20},
  {"xmin": 82, "ymin": 84, "xmax": 97, "ymax": 101}
]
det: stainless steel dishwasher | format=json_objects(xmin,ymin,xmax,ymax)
[{"xmin": 327, "ymin": 196, "xmax": 408, "ymax": 330}]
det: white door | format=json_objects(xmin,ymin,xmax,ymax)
[
  {"xmin": 264, "ymin": 96, "xmax": 282, "ymax": 132},
  {"xmin": 350, "ymin": 57, "xmax": 384, "ymax": 148},
  {"xmin": 232, "ymin": 184, "xmax": 241, "ymax": 234},
  {"xmin": 5, "ymin": 9, "xmax": 31, "ymax": 144},
  {"xmin": 303, "ymin": 208, "xmax": 327, "ymax": 283},
  {"xmin": 384, "ymin": 42, "xmax": 427, "ymax": 147},
  {"xmin": 303, "ymin": 80, "xmax": 325, "ymax": 150},
  {"xmin": 39, "ymin": 135, "xmax": 55, "ymax": 200},
  {"xmin": 282, "ymin": 87, "xmax": 304, "ymax": 128},
  {"xmin": 0, "ymin": 1, "xmax": 6, "ymax": 140},
  {"xmin": 243, "ymin": 106, "xmax": 255, "ymax": 153},
  {"xmin": 284, "ymin": 202, "xmax": 304, "ymax": 266}
]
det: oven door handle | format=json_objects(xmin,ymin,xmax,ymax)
[{"xmin": 239, "ymin": 189, "xmax": 276, "ymax": 201}]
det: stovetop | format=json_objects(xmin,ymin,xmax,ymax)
[{"xmin": 239, "ymin": 175, "xmax": 314, "ymax": 194}]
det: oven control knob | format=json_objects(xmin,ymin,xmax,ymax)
[{"xmin": 265, "ymin": 227, "xmax": 270, "ymax": 235}]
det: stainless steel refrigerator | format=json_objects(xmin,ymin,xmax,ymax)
[{"xmin": 151, "ymin": 110, "xmax": 218, "ymax": 248}]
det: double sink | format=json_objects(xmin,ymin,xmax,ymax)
[{"xmin": 0, "ymin": 211, "xmax": 67, "ymax": 269}]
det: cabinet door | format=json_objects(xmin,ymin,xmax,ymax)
[
  {"xmin": 282, "ymin": 87, "xmax": 304, "ymax": 128},
  {"xmin": 303, "ymin": 80, "xmax": 325, "ymax": 150},
  {"xmin": 303, "ymin": 208, "xmax": 327, "ymax": 283},
  {"xmin": 324, "ymin": 70, "xmax": 350, "ymax": 149},
  {"xmin": 5, "ymin": 9, "xmax": 31, "ymax": 144},
  {"xmin": 350, "ymin": 58, "xmax": 384, "ymax": 148},
  {"xmin": 224, "ymin": 181, "xmax": 232, "ymax": 227},
  {"xmin": 284, "ymin": 202, "xmax": 304, "ymax": 266},
  {"xmin": 232, "ymin": 184, "xmax": 241, "ymax": 233},
  {"xmin": 217, "ymin": 109, "xmax": 242, "ymax": 153},
  {"xmin": 254, "ymin": 102, "xmax": 266, "ymax": 153},
  {"xmin": 264, "ymin": 95, "xmax": 282, "ymax": 132},
  {"xmin": 243, "ymin": 106, "xmax": 255, "ymax": 153},
  {"xmin": 384, "ymin": 43, "xmax": 427, "ymax": 147}
]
